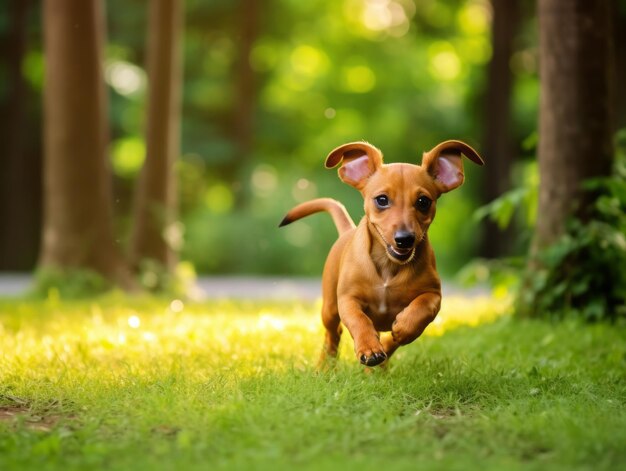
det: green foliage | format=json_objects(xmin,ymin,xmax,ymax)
[
  {"xmin": 31, "ymin": 262, "xmax": 198, "ymax": 300},
  {"xmin": 6, "ymin": 0, "xmax": 543, "ymax": 276},
  {"xmin": 457, "ymin": 256, "xmax": 525, "ymax": 297},
  {"xmin": 32, "ymin": 268, "xmax": 112, "ymax": 299},
  {"xmin": 474, "ymin": 159, "xmax": 538, "ymax": 232},
  {"xmin": 136, "ymin": 260, "xmax": 199, "ymax": 297},
  {"xmin": 470, "ymin": 132, "xmax": 626, "ymax": 322},
  {"xmin": 111, "ymin": 136, "xmax": 146, "ymax": 178},
  {"xmin": 519, "ymin": 144, "xmax": 626, "ymax": 321},
  {"xmin": 1, "ymin": 297, "xmax": 625, "ymax": 470},
  {"xmin": 465, "ymin": 158, "xmax": 539, "ymax": 294},
  {"xmin": 102, "ymin": 0, "xmax": 535, "ymax": 276}
]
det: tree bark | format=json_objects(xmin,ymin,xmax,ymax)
[
  {"xmin": 40, "ymin": 0, "xmax": 130, "ymax": 285},
  {"xmin": 129, "ymin": 0, "xmax": 183, "ymax": 271},
  {"xmin": 0, "ymin": 0, "xmax": 42, "ymax": 271},
  {"xmin": 480, "ymin": 0, "xmax": 520, "ymax": 258},
  {"xmin": 227, "ymin": 0, "xmax": 260, "ymax": 207},
  {"xmin": 613, "ymin": 0, "xmax": 626, "ymax": 130},
  {"xmin": 233, "ymin": 0, "xmax": 259, "ymax": 162},
  {"xmin": 532, "ymin": 0, "xmax": 614, "ymax": 252}
]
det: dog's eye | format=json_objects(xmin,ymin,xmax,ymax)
[
  {"xmin": 374, "ymin": 195, "xmax": 390, "ymax": 209},
  {"xmin": 415, "ymin": 195, "xmax": 432, "ymax": 212}
]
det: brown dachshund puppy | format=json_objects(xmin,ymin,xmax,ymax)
[{"xmin": 280, "ymin": 141, "xmax": 484, "ymax": 367}]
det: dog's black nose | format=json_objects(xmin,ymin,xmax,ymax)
[{"xmin": 394, "ymin": 231, "xmax": 416, "ymax": 248}]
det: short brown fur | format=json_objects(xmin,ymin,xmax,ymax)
[{"xmin": 281, "ymin": 140, "xmax": 484, "ymax": 367}]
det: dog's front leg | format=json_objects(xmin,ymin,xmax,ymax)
[
  {"xmin": 382, "ymin": 292, "xmax": 441, "ymax": 358},
  {"xmin": 338, "ymin": 296, "xmax": 387, "ymax": 366}
]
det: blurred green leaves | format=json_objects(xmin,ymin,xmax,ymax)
[
  {"xmin": 22, "ymin": 50, "xmax": 44, "ymax": 90},
  {"xmin": 100, "ymin": 0, "xmax": 539, "ymax": 275},
  {"xmin": 474, "ymin": 160, "xmax": 539, "ymax": 230},
  {"xmin": 111, "ymin": 137, "xmax": 145, "ymax": 178}
]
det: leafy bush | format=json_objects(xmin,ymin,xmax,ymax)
[
  {"xmin": 136, "ymin": 259, "xmax": 199, "ymax": 297},
  {"xmin": 471, "ymin": 130, "xmax": 626, "ymax": 322},
  {"xmin": 33, "ymin": 267, "xmax": 112, "ymax": 299},
  {"xmin": 519, "ymin": 155, "xmax": 626, "ymax": 321},
  {"xmin": 463, "ymin": 159, "xmax": 538, "ymax": 294},
  {"xmin": 473, "ymin": 160, "xmax": 539, "ymax": 232},
  {"xmin": 32, "ymin": 262, "xmax": 199, "ymax": 300}
]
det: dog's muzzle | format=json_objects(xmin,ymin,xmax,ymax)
[{"xmin": 368, "ymin": 219, "xmax": 417, "ymax": 265}]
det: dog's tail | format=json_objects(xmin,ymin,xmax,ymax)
[{"xmin": 279, "ymin": 198, "xmax": 355, "ymax": 235}]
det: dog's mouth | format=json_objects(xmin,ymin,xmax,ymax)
[
  {"xmin": 368, "ymin": 218, "xmax": 420, "ymax": 265},
  {"xmin": 386, "ymin": 244, "xmax": 414, "ymax": 261}
]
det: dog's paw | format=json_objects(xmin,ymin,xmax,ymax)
[
  {"xmin": 391, "ymin": 318, "xmax": 421, "ymax": 346},
  {"xmin": 355, "ymin": 336, "xmax": 386, "ymax": 366},
  {"xmin": 359, "ymin": 351, "xmax": 387, "ymax": 367}
]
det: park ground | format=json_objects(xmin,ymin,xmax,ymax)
[{"xmin": 0, "ymin": 283, "xmax": 625, "ymax": 470}]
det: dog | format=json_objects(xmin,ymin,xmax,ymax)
[{"xmin": 280, "ymin": 140, "xmax": 483, "ymax": 367}]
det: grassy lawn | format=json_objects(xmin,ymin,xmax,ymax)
[{"xmin": 0, "ymin": 292, "xmax": 625, "ymax": 470}]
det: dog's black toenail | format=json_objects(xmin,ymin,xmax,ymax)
[{"xmin": 363, "ymin": 352, "xmax": 387, "ymax": 366}]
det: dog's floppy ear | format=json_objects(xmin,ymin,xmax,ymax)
[
  {"xmin": 421, "ymin": 140, "xmax": 484, "ymax": 193},
  {"xmin": 325, "ymin": 142, "xmax": 383, "ymax": 189}
]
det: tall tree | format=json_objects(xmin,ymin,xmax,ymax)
[
  {"xmin": 479, "ymin": 0, "xmax": 520, "ymax": 258},
  {"xmin": 0, "ymin": 0, "xmax": 41, "ymax": 271},
  {"xmin": 533, "ymin": 0, "xmax": 614, "ymax": 251},
  {"xmin": 520, "ymin": 0, "xmax": 616, "ymax": 317},
  {"xmin": 233, "ymin": 0, "xmax": 259, "ymax": 162},
  {"xmin": 229, "ymin": 0, "xmax": 260, "ymax": 207},
  {"xmin": 613, "ymin": 0, "xmax": 626, "ymax": 130},
  {"xmin": 40, "ymin": 0, "xmax": 131, "ymax": 285},
  {"xmin": 129, "ymin": 0, "xmax": 183, "ymax": 272}
]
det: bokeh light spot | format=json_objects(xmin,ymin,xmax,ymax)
[
  {"xmin": 342, "ymin": 65, "xmax": 376, "ymax": 93},
  {"xmin": 111, "ymin": 137, "xmax": 146, "ymax": 178},
  {"xmin": 204, "ymin": 183, "xmax": 234, "ymax": 214},
  {"xmin": 128, "ymin": 315, "xmax": 141, "ymax": 329},
  {"xmin": 251, "ymin": 165, "xmax": 278, "ymax": 197},
  {"xmin": 428, "ymin": 42, "xmax": 462, "ymax": 81},
  {"xmin": 105, "ymin": 60, "xmax": 146, "ymax": 96}
]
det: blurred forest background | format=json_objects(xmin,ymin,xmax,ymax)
[{"xmin": 0, "ymin": 0, "xmax": 625, "ymax": 292}]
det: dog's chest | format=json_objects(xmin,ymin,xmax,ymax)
[
  {"xmin": 375, "ymin": 280, "xmax": 393, "ymax": 314},
  {"xmin": 364, "ymin": 276, "xmax": 416, "ymax": 327}
]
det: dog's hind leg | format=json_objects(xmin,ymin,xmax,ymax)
[{"xmin": 317, "ymin": 303, "xmax": 342, "ymax": 369}]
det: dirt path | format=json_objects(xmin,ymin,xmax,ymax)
[
  {"xmin": 0, "ymin": 274, "xmax": 321, "ymax": 300},
  {"xmin": 0, "ymin": 274, "xmax": 486, "ymax": 300}
]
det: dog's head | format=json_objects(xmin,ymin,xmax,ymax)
[{"xmin": 325, "ymin": 140, "xmax": 483, "ymax": 263}]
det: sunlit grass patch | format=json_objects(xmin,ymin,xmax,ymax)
[
  {"xmin": 1, "ymin": 294, "xmax": 624, "ymax": 471},
  {"xmin": 427, "ymin": 293, "xmax": 510, "ymax": 336},
  {"xmin": 0, "ymin": 292, "xmax": 510, "ymax": 380},
  {"xmin": 1, "ymin": 298, "xmax": 316, "ymax": 385},
  {"xmin": 0, "ymin": 291, "xmax": 508, "ymax": 437}
]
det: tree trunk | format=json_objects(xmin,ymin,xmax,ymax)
[
  {"xmin": 228, "ymin": 0, "xmax": 260, "ymax": 207},
  {"xmin": 613, "ymin": 0, "xmax": 626, "ymax": 130},
  {"xmin": 234, "ymin": 0, "xmax": 259, "ymax": 161},
  {"xmin": 480, "ymin": 0, "xmax": 520, "ymax": 258},
  {"xmin": 40, "ymin": 0, "xmax": 131, "ymax": 285},
  {"xmin": 0, "ymin": 0, "xmax": 42, "ymax": 271},
  {"xmin": 532, "ymin": 0, "xmax": 614, "ymax": 252},
  {"xmin": 129, "ymin": 0, "xmax": 183, "ymax": 271}
]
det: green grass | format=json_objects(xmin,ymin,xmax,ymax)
[{"xmin": 0, "ymin": 293, "xmax": 625, "ymax": 470}]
